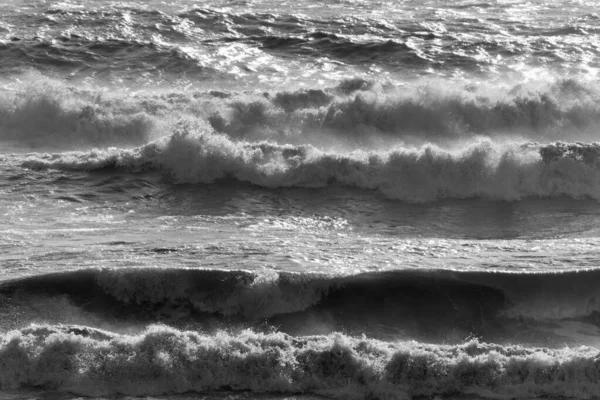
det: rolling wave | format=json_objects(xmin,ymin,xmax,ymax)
[
  {"xmin": 4, "ymin": 77, "xmax": 600, "ymax": 201},
  {"xmin": 3, "ymin": 78, "xmax": 600, "ymax": 146},
  {"xmin": 1, "ymin": 323, "xmax": 600, "ymax": 399},
  {"xmin": 18, "ymin": 130, "xmax": 600, "ymax": 202},
  {"xmin": 0, "ymin": 80, "xmax": 157, "ymax": 148},
  {"xmin": 3, "ymin": 267, "xmax": 600, "ymax": 337}
]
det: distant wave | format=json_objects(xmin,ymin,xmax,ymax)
[
  {"xmin": 3, "ymin": 4, "xmax": 597, "ymax": 78},
  {"xmin": 4, "ymin": 78, "xmax": 600, "ymax": 202},
  {"xmin": 0, "ymin": 36, "xmax": 212, "ymax": 81},
  {"xmin": 203, "ymin": 78, "xmax": 600, "ymax": 142},
  {"xmin": 1, "ymin": 323, "xmax": 600, "ymax": 399},
  {"xmin": 3, "ymin": 78, "xmax": 600, "ymax": 148},
  {"xmin": 0, "ymin": 80, "xmax": 157, "ymax": 148}
]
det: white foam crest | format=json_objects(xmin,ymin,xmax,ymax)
[
  {"xmin": 207, "ymin": 78, "xmax": 600, "ymax": 145},
  {"xmin": 2, "ymin": 324, "xmax": 600, "ymax": 399},
  {"xmin": 19, "ymin": 122, "xmax": 600, "ymax": 202},
  {"xmin": 3, "ymin": 76, "xmax": 600, "ymax": 153},
  {"xmin": 0, "ymin": 77, "xmax": 159, "ymax": 149}
]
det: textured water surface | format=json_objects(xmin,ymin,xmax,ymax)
[{"xmin": 1, "ymin": 0, "xmax": 600, "ymax": 399}]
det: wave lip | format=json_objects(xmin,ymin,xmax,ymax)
[
  {"xmin": 2, "ymin": 324, "xmax": 600, "ymax": 399},
  {"xmin": 6, "ymin": 267, "xmax": 600, "ymax": 340}
]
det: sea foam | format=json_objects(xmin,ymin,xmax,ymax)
[
  {"xmin": 3, "ymin": 77, "xmax": 600, "ymax": 148},
  {"xmin": 19, "ymin": 124, "xmax": 600, "ymax": 202},
  {"xmin": 0, "ymin": 78, "xmax": 156, "ymax": 148},
  {"xmin": 1, "ymin": 324, "xmax": 600, "ymax": 399},
  {"xmin": 5, "ymin": 77, "xmax": 600, "ymax": 201}
]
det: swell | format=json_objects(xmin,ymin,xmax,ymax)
[
  {"xmin": 3, "ymin": 267, "xmax": 600, "ymax": 330},
  {"xmin": 1, "ymin": 323, "xmax": 600, "ymax": 399}
]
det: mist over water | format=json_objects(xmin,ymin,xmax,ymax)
[{"xmin": 2, "ymin": 1, "xmax": 600, "ymax": 399}]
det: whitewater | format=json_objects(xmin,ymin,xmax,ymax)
[{"xmin": 2, "ymin": 0, "xmax": 600, "ymax": 399}]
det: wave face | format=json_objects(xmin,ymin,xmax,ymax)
[
  {"xmin": 2, "ymin": 324, "xmax": 600, "ymax": 399},
  {"xmin": 4, "ymin": 267, "xmax": 600, "ymax": 341}
]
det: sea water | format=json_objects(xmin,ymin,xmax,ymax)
[{"xmin": 2, "ymin": 0, "xmax": 600, "ymax": 399}]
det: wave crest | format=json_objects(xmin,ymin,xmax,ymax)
[
  {"xmin": 0, "ymin": 80, "xmax": 155, "ymax": 148},
  {"xmin": 3, "ymin": 77, "xmax": 600, "ymax": 150},
  {"xmin": 19, "ymin": 122, "xmax": 600, "ymax": 202}
]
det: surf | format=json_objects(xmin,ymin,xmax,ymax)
[
  {"xmin": 2, "ymin": 323, "xmax": 600, "ymax": 399},
  {"xmin": 4, "ymin": 267, "xmax": 600, "ymax": 345}
]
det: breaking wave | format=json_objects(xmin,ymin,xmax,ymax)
[
  {"xmin": 4, "ymin": 267, "xmax": 600, "ymax": 330},
  {"xmin": 3, "ymin": 77, "xmax": 600, "ymax": 202},
  {"xmin": 1, "ymin": 323, "xmax": 600, "ymax": 399},
  {"xmin": 0, "ymin": 79, "xmax": 157, "ymax": 148},
  {"xmin": 18, "ymin": 127, "xmax": 600, "ymax": 202},
  {"xmin": 2, "ymin": 77, "xmax": 600, "ymax": 146}
]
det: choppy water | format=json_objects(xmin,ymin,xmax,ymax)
[{"xmin": 2, "ymin": 1, "xmax": 600, "ymax": 399}]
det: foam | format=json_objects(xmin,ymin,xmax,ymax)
[
  {"xmin": 18, "ymin": 124, "xmax": 600, "ymax": 202},
  {"xmin": 205, "ymin": 78, "xmax": 600, "ymax": 143},
  {"xmin": 4, "ymin": 76, "xmax": 600, "ymax": 202},
  {"xmin": 0, "ymin": 79, "xmax": 156, "ymax": 148},
  {"xmin": 1, "ymin": 324, "xmax": 600, "ymax": 399},
  {"xmin": 3, "ymin": 77, "xmax": 600, "ymax": 150}
]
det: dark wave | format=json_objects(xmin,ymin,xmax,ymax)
[{"xmin": 3, "ymin": 267, "xmax": 600, "ymax": 342}]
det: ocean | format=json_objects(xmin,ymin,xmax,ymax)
[{"xmin": 2, "ymin": 0, "xmax": 600, "ymax": 399}]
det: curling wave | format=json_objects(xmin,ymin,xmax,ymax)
[
  {"xmin": 18, "ymin": 123, "xmax": 600, "ymax": 202},
  {"xmin": 4, "ymin": 267, "xmax": 600, "ymax": 331}
]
